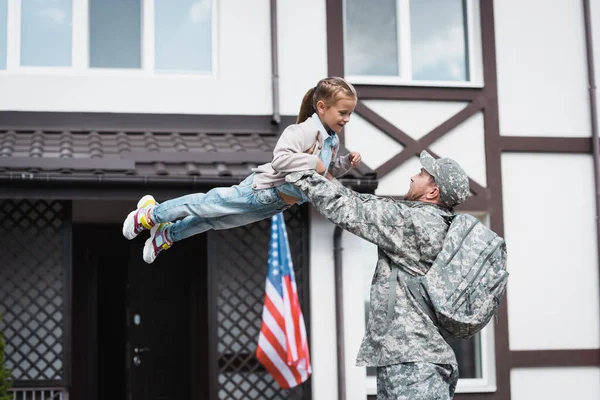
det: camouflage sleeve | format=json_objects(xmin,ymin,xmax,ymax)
[
  {"xmin": 328, "ymin": 154, "xmax": 352, "ymax": 178},
  {"xmin": 286, "ymin": 170, "xmax": 406, "ymax": 254}
]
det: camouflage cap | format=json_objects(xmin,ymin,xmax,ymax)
[{"xmin": 420, "ymin": 151, "xmax": 470, "ymax": 208}]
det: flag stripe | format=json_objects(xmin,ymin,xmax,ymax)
[
  {"xmin": 259, "ymin": 313, "xmax": 286, "ymax": 362},
  {"xmin": 256, "ymin": 343, "xmax": 293, "ymax": 389},
  {"xmin": 256, "ymin": 214, "xmax": 311, "ymax": 390},
  {"xmin": 282, "ymin": 277, "xmax": 299, "ymax": 362}
]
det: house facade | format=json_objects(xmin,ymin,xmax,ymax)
[{"xmin": 0, "ymin": 1, "xmax": 598, "ymax": 399}]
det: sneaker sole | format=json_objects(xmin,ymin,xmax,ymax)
[
  {"xmin": 143, "ymin": 225, "xmax": 160, "ymax": 264},
  {"xmin": 122, "ymin": 195, "xmax": 156, "ymax": 240}
]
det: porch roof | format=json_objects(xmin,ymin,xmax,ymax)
[{"xmin": 0, "ymin": 112, "xmax": 378, "ymax": 193}]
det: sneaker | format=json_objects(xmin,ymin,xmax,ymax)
[
  {"xmin": 143, "ymin": 223, "xmax": 172, "ymax": 264},
  {"xmin": 122, "ymin": 195, "xmax": 157, "ymax": 240}
]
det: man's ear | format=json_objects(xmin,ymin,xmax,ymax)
[{"xmin": 426, "ymin": 185, "xmax": 440, "ymax": 201}]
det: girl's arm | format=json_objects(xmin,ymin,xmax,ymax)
[{"xmin": 271, "ymin": 125, "xmax": 320, "ymax": 173}]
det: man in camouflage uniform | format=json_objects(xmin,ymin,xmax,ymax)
[{"xmin": 286, "ymin": 150, "xmax": 471, "ymax": 400}]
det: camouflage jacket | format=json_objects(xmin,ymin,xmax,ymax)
[{"xmin": 286, "ymin": 170, "xmax": 458, "ymax": 367}]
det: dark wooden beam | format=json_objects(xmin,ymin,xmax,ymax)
[
  {"xmin": 326, "ymin": 0, "xmax": 344, "ymax": 77},
  {"xmin": 419, "ymin": 95, "xmax": 485, "ymax": 149},
  {"xmin": 480, "ymin": 0, "xmax": 511, "ymax": 398},
  {"xmin": 511, "ymin": 349, "xmax": 600, "ymax": 368},
  {"xmin": 356, "ymin": 85, "xmax": 481, "ymax": 102},
  {"xmin": 500, "ymin": 136, "xmax": 592, "ymax": 153},
  {"xmin": 355, "ymin": 102, "xmax": 415, "ymax": 147}
]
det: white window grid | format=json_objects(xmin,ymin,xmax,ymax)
[
  {"xmin": 3, "ymin": 0, "xmax": 218, "ymax": 77},
  {"xmin": 343, "ymin": 0, "xmax": 484, "ymax": 87}
]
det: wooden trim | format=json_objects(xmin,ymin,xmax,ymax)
[
  {"xmin": 419, "ymin": 95, "xmax": 485, "ymax": 149},
  {"xmin": 359, "ymin": 99, "xmax": 488, "ymax": 198},
  {"xmin": 500, "ymin": 137, "xmax": 593, "ymax": 153},
  {"xmin": 511, "ymin": 349, "xmax": 600, "ymax": 368},
  {"xmin": 355, "ymin": 102, "xmax": 415, "ymax": 147},
  {"xmin": 356, "ymin": 85, "xmax": 480, "ymax": 102},
  {"xmin": 359, "ymin": 98, "xmax": 488, "ymax": 198},
  {"xmin": 326, "ymin": 0, "xmax": 344, "ymax": 77},
  {"xmin": 480, "ymin": 1, "xmax": 511, "ymax": 399}
]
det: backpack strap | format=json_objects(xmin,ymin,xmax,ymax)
[
  {"xmin": 386, "ymin": 265, "xmax": 400, "ymax": 321},
  {"xmin": 405, "ymin": 278, "xmax": 437, "ymax": 324}
]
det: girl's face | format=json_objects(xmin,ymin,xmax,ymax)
[{"xmin": 316, "ymin": 95, "xmax": 357, "ymax": 133}]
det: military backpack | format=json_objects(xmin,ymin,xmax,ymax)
[{"xmin": 405, "ymin": 214, "xmax": 509, "ymax": 340}]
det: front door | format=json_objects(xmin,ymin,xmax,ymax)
[{"xmin": 126, "ymin": 235, "xmax": 200, "ymax": 400}]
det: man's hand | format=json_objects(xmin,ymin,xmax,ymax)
[
  {"xmin": 316, "ymin": 159, "xmax": 326, "ymax": 175},
  {"xmin": 349, "ymin": 152, "xmax": 362, "ymax": 167}
]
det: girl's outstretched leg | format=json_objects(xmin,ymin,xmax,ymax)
[
  {"xmin": 142, "ymin": 194, "xmax": 290, "ymax": 264},
  {"xmin": 122, "ymin": 174, "xmax": 255, "ymax": 240}
]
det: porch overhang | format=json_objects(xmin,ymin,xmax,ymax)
[{"xmin": 0, "ymin": 112, "xmax": 378, "ymax": 199}]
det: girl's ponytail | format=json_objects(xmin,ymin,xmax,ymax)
[{"xmin": 296, "ymin": 87, "xmax": 316, "ymax": 124}]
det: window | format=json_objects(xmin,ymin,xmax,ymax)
[
  {"xmin": 89, "ymin": 0, "xmax": 141, "ymax": 69},
  {"xmin": 20, "ymin": 0, "xmax": 72, "ymax": 66},
  {"xmin": 0, "ymin": 0, "xmax": 6, "ymax": 69},
  {"xmin": 359, "ymin": 213, "xmax": 497, "ymax": 395},
  {"xmin": 154, "ymin": 0, "xmax": 212, "ymax": 73},
  {"xmin": 344, "ymin": 0, "xmax": 481, "ymax": 86},
  {"xmin": 0, "ymin": 0, "xmax": 215, "ymax": 74}
]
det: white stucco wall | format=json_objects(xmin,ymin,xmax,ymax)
[
  {"xmin": 511, "ymin": 367, "xmax": 600, "ymax": 400},
  {"xmin": 501, "ymin": 153, "xmax": 600, "ymax": 350},
  {"xmin": 309, "ymin": 210, "xmax": 379, "ymax": 400},
  {"xmin": 494, "ymin": 0, "xmax": 591, "ymax": 137},
  {"xmin": 277, "ymin": 0, "xmax": 328, "ymax": 116}
]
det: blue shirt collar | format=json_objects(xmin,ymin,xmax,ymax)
[{"xmin": 311, "ymin": 113, "xmax": 334, "ymax": 137}]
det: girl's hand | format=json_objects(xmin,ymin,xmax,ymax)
[{"xmin": 349, "ymin": 152, "xmax": 362, "ymax": 167}]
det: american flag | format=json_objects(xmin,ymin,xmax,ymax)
[{"xmin": 256, "ymin": 213, "xmax": 311, "ymax": 389}]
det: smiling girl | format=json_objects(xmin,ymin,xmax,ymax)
[{"xmin": 122, "ymin": 77, "xmax": 362, "ymax": 263}]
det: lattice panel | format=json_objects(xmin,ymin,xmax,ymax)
[
  {"xmin": 209, "ymin": 206, "xmax": 309, "ymax": 400},
  {"xmin": 10, "ymin": 387, "xmax": 67, "ymax": 400},
  {"xmin": 0, "ymin": 200, "xmax": 69, "ymax": 381}
]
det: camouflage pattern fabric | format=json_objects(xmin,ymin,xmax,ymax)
[
  {"xmin": 285, "ymin": 170, "xmax": 458, "ymax": 367},
  {"xmin": 407, "ymin": 214, "xmax": 508, "ymax": 340},
  {"xmin": 377, "ymin": 363, "xmax": 458, "ymax": 400},
  {"xmin": 420, "ymin": 151, "xmax": 470, "ymax": 208}
]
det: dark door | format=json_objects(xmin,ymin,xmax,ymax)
[
  {"xmin": 72, "ymin": 223, "xmax": 211, "ymax": 400},
  {"xmin": 126, "ymin": 235, "xmax": 199, "ymax": 400}
]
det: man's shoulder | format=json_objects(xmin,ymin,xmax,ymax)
[{"xmin": 402, "ymin": 201, "xmax": 454, "ymax": 223}]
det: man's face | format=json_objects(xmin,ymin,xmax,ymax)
[{"xmin": 404, "ymin": 168, "xmax": 436, "ymax": 202}]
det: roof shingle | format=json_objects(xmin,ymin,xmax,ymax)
[{"xmin": 0, "ymin": 117, "xmax": 377, "ymax": 192}]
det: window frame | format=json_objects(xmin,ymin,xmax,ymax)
[
  {"xmin": 2, "ymin": 0, "xmax": 218, "ymax": 77},
  {"xmin": 342, "ymin": 0, "xmax": 483, "ymax": 87}
]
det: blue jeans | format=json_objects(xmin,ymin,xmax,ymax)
[{"xmin": 151, "ymin": 174, "xmax": 290, "ymax": 242}]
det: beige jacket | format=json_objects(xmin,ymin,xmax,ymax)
[{"xmin": 251, "ymin": 117, "xmax": 352, "ymax": 190}]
